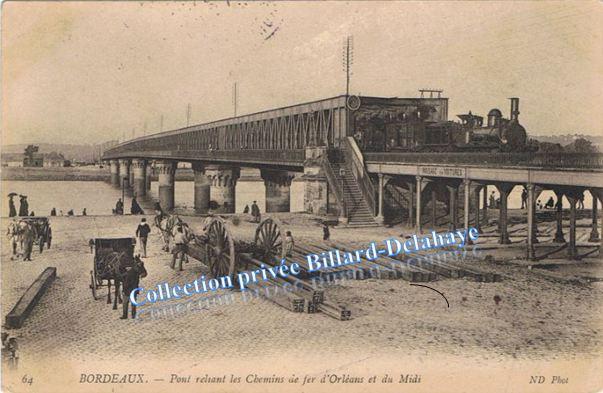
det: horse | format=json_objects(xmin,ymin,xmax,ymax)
[
  {"xmin": 154, "ymin": 214, "xmax": 194, "ymax": 252},
  {"xmin": 96, "ymin": 250, "xmax": 130, "ymax": 310},
  {"xmin": 17, "ymin": 220, "xmax": 37, "ymax": 261}
]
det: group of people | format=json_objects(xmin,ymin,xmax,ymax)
[
  {"xmin": 8, "ymin": 194, "xmax": 29, "ymax": 217},
  {"xmin": 114, "ymin": 197, "xmax": 145, "ymax": 215},
  {"xmin": 49, "ymin": 207, "xmax": 85, "ymax": 216},
  {"xmin": 6, "ymin": 219, "xmax": 37, "ymax": 261},
  {"xmin": 243, "ymin": 201, "xmax": 261, "ymax": 223},
  {"xmin": 488, "ymin": 188, "xmax": 586, "ymax": 211}
]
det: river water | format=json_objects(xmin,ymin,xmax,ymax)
[
  {"xmin": 0, "ymin": 180, "xmax": 306, "ymax": 217},
  {"xmin": 0, "ymin": 180, "xmax": 598, "ymax": 218}
]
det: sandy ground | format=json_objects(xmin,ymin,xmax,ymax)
[{"xmin": 1, "ymin": 213, "xmax": 603, "ymax": 391}]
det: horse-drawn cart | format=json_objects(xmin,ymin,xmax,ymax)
[
  {"xmin": 89, "ymin": 237, "xmax": 136, "ymax": 308},
  {"xmin": 20, "ymin": 217, "xmax": 52, "ymax": 253}
]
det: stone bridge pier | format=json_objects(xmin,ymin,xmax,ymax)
[
  {"xmin": 156, "ymin": 160, "xmax": 176, "ymax": 211},
  {"xmin": 261, "ymin": 169, "xmax": 294, "ymax": 212},
  {"xmin": 118, "ymin": 159, "xmax": 131, "ymax": 191},
  {"xmin": 300, "ymin": 147, "xmax": 328, "ymax": 215},
  {"xmin": 206, "ymin": 166, "xmax": 240, "ymax": 213},
  {"xmin": 109, "ymin": 160, "xmax": 120, "ymax": 187},
  {"xmin": 131, "ymin": 159, "xmax": 147, "ymax": 197},
  {"xmin": 192, "ymin": 162, "xmax": 211, "ymax": 214}
]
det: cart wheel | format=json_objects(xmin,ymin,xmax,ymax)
[
  {"xmin": 90, "ymin": 270, "xmax": 98, "ymax": 300},
  {"xmin": 39, "ymin": 237, "xmax": 44, "ymax": 254},
  {"xmin": 47, "ymin": 237, "xmax": 51, "ymax": 249},
  {"xmin": 206, "ymin": 217, "xmax": 237, "ymax": 282},
  {"xmin": 254, "ymin": 218, "xmax": 282, "ymax": 262}
]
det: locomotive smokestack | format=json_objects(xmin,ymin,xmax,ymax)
[{"xmin": 509, "ymin": 97, "xmax": 520, "ymax": 121}]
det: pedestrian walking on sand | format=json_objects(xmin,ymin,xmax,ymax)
[
  {"xmin": 120, "ymin": 256, "xmax": 147, "ymax": 320},
  {"xmin": 251, "ymin": 201, "xmax": 261, "ymax": 223},
  {"xmin": 243, "ymin": 205, "xmax": 249, "ymax": 214},
  {"xmin": 322, "ymin": 223, "xmax": 330, "ymax": 241},
  {"xmin": 136, "ymin": 218, "xmax": 151, "ymax": 258},
  {"xmin": 170, "ymin": 226, "xmax": 188, "ymax": 271},
  {"xmin": 82, "ymin": 208, "xmax": 87, "ymax": 216},
  {"xmin": 282, "ymin": 231, "xmax": 294, "ymax": 258},
  {"xmin": 50, "ymin": 207, "xmax": 56, "ymax": 216}
]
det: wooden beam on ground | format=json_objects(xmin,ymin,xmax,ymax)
[{"xmin": 5, "ymin": 267, "xmax": 57, "ymax": 329}]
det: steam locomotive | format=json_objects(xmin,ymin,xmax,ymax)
[{"xmin": 355, "ymin": 97, "xmax": 529, "ymax": 153}]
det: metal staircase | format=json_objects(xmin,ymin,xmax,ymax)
[{"xmin": 322, "ymin": 137, "xmax": 379, "ymax": 227}]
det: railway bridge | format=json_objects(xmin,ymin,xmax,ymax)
[{"xmin": 103, "ymin": 95, "xmax": 603, "ymax": 260}]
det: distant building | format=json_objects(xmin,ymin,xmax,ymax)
[
  {"xmin": 43, "ymin": 151, "xmax": 66, "ymax": 167},
  {"xmin": 24, "ymin": 153, "xmax": 44, "ymax": 167},
  {"xmin": 2, "ymin": 152, "xmax": 67, "ymax": 167},
  {"xmin": 1, "ymin": 153, "xmax": 24, "ymax": 167}
]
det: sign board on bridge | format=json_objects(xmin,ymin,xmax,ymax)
[{"xmin": 419, "ymin": 166, "xmax": 466, "ymax": 178}]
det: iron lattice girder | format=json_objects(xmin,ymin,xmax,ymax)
[{"xmin": 104, "ymin": 96, "xmax": 350, "ymax": 159}]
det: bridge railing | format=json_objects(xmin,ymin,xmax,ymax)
[
  {"xmin": 344, "ymin": 137, "xmax": 377, "ymax": 216},
  {"xmin": 103, "ymin": 149, "xmax": 306, "ymax": 165},
  {"xmin": 363, "ymin": 152, "xmax": 603, "ymax": 169}
]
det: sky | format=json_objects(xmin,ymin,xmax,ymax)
[{"xmin": 2, "ymin": 1, "xmax": 602, "ymax": 146}]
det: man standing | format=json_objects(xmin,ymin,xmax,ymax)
[
  {"xmin": 120, "ymin": 256, "xmax": 147, "ymax": 320},
  {"xmin": 282, "ymin": 230, "xmax": 294, "ymax": 258},
  {"xmin": 136, "ymin": 218, "xmax": 151, "ymax": 258},
  {"xmin": 322, "ymin": 223, "xmax": 330, "ymax": 241},
  {"xmin": 521, "ymin": 188, "xmax": 528, "ymax": 209},
  {"xmin": 489, "ymin": 192, "xmax": 496, "ymax": 209},
  {"xmin": 251, "ymin": 201, "xmax": 261, "ymax": 223},
  {"xmin": 170, "ymin": 226, "xmax": 188, "ymax": 271}
]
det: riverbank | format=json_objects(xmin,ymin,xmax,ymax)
[
  {"xmin": 1, "ymin": 166, "xmax": 194, "ymax": 181},
  {"xmin": 2, "ymin": 213, "xmax": 602, "ymax": 361}
]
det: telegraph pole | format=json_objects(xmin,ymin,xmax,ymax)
[
  {"xmin": 342, "ymin": 35, "xmax": 354, "ymax": 96},
  {"xmin": 160, "ymin": 114, "xmax": 164, "ymax": 132},
  {"xmin": 186, "ymin": 103, "xmax": 191, "ymax": 127}
]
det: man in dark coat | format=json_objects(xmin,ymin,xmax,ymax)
[
  {"xmin": 8, "ymin": 196, "xmax": 17, "ymax": 217},
  {"xmin": 251, "ymin": 201, "xmax": 261, "ymax": 223},
  {"xmin": 120, "ymin": 257, "xmax": 147, "ymax": 319},
  {"xmin": 18, "ymin": 195, "xmax": 28, "ymax": 216},
  {"xmin": 136, "ymin": 218, "xmax": 151, "ymax": 257},
  {"xmin": 521, "ymin": 188, "xmax": 528, "ymax": 209},
  {"xmin": 322, "ymin": 223, "xmax": 330, "ymax": 241}
]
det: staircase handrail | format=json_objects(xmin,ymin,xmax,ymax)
[
  {"xmin": 343, "ymin": 136, "xmax": 376, "ymax": 216},
  {"xmin": 321, "ymin": 155, "xmax": 347, "ymax": 218}
]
